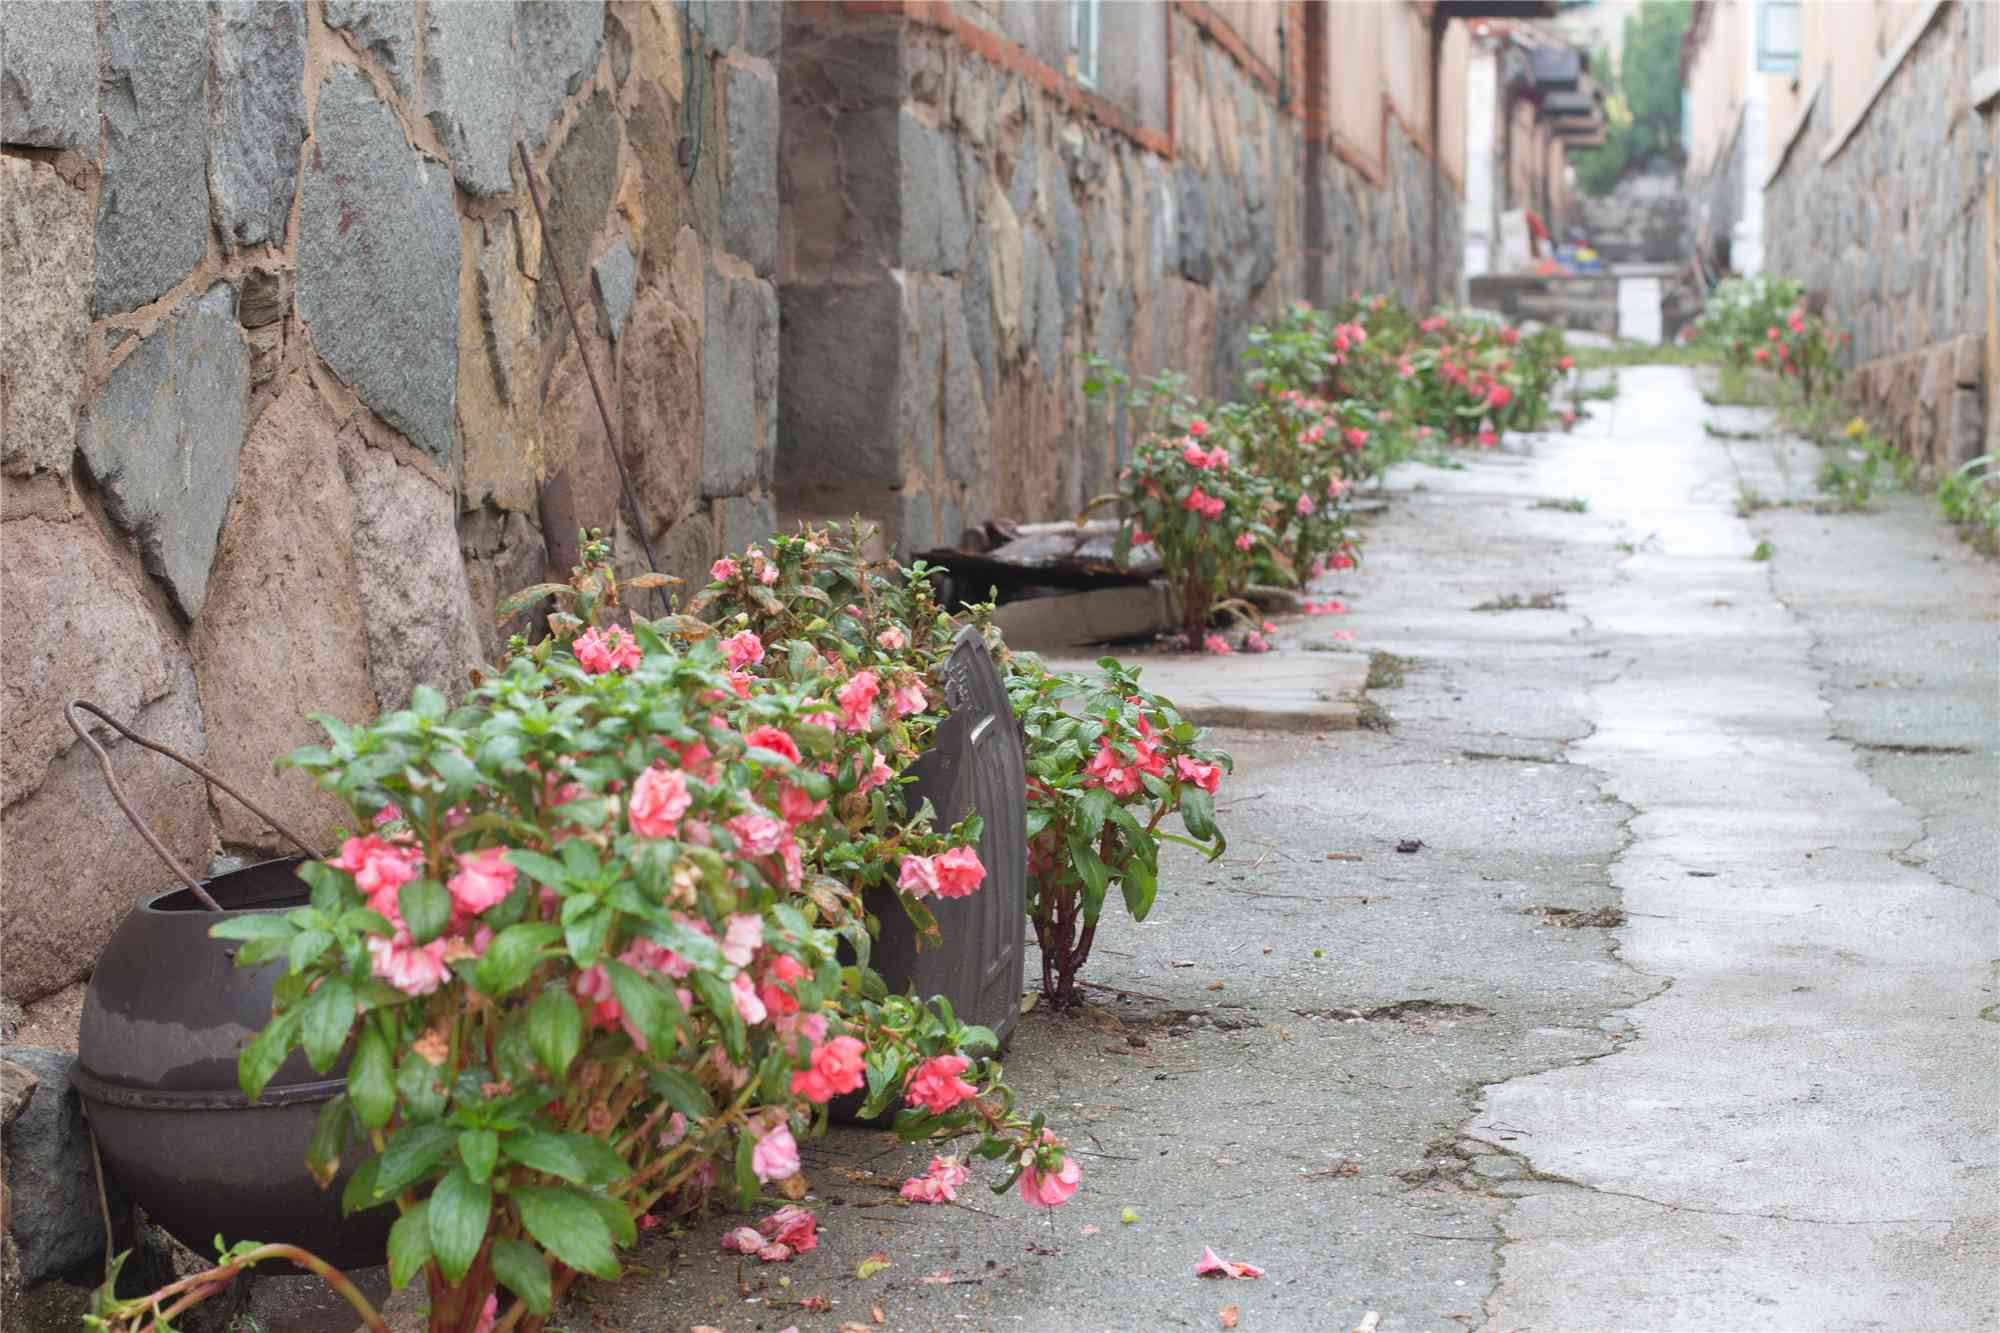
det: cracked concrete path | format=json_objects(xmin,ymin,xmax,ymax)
[
  {"xmin": 1470, "ymin": 367, "xmax": 2000, "ymax": 1331},
  {"xmin": 346, "ymin": 365, "xmax": 1993, "ymax": 1333}
]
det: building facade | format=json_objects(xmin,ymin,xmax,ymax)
[{"xmin": 1682, "ymin": 0, "xmax": 1999, "ymax": 471}]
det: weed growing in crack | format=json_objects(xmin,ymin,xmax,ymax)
[
  {"xmin": 1533, "ymin": 497, "xmax": 1589, "ymax": 513},
  {"xmin": 1751, "ymin": 540, "xmax": 1775, "ymax": 561},
  {"xmin": 1472, "ymin": 591, "xmax": 1565, "ymax": 612}
]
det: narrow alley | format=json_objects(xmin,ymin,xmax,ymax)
[{"xmin": 577, "ymin": 365, "xmax": 2000, "ymax": 1332}]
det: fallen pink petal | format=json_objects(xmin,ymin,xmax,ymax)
[{"xmin": 1195, "ymin": 1247, "xmax": 1266, "ymax": 1279}]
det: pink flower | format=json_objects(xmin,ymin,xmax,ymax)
[
  {"xmin": 759, "ymin": 953, "xmax": 809, "ymax": 1018},
  {"xmin": 905, "ymin": 1054, "xmax": 977, "ymax": 1115},
  {"xmin": 1130, "ymin": 528, "xmax": 1152, "ymax": 547},
  {"xmin": 836, "ymin": 671, "xmax": 879, "ymax": 733},
  {"xmin": 750, "ymin": 1125, "xmax": 800, "ymax": 1182},
  {"xmin": 658, "ymin": 1111, "xmax": 688, "ymax": 1149},
  {"xmin": 471, "ymin": 1292, "xmax": 498, "ymax": 1333},
  {"xmin": 333, "ymin": 835, "xmax": 424, "ymax": 907},
  {"xmin": 1303, "ymin": 599, "xmax": 1347, "ymax": 615},
  {"xmin": 1202, "ymin": 634, "xmax": 1232, "ymax": 656},
  {"xmin": 1182, "ymin": 440, "xmax": 1212, "ymax": 467},
  {"xmin": 1328, "ymin": 629, "xmax": 1356, "ymax": 642},
  {"xmin": 574, "ymin": 626, "xmax": 641, "ymax": 674},
  {"xmin": 1244, "ymin": 631, "xmax": 1271, "ymax": 653},
  {"xmin": 1234, "ymin": 532, "xmax": 1254, "ymax": 550},
  {"xmin": 1199, "ymin": 492, "xmax": 1226, "ymax": 519},
  {"xmin": 711, "ymin": 557, "xmax": 739, "ymax": 581},
  {"xmin": 890, "ymin": 682, "xmax": 928, "ymax": 718},
  {"xmin": 1753, "ymin": 346, "xmax": 1771, "ymax": 363},
  {"xmin": 629, "ymin": 765, "xmax": 691, "ymax": 838},
  {"xmin": 1477, "ymin": 428, "xmax": 1498, "ymax": 449},
  {"xmin": 727, "ymin": 812, "xmax": 788, "ymax": 857},
  {"xmin": 1195, "ymin": 1247, "xmax": 1265, "ymax": 1279},
  {"xmin": 1295, "ymin": 493, "xmax": 1315, "ymax": 516},
  {"xmin": 1486, "ymin": 383, "xmax": 1513, "ymax": 409},
  {"xmin": 1397, "ymin": 358, "xmax": 1415, "ymax": 379},
  {"xmin": 1787, "ymin": 310, "xmax": 1806, "ymax": 333},
  {"xmin": 722, "ymin": 630, "xmax": 765, "ymax": 670},
  {"xmin": 447, "ymin": 847, "xmax": 516, "ymax": 918},
  {"xmin": 368, "ymin": 931, "xmax": 451, "ymax": 996},
  {"xmin": 898, "ymin": 854, "xmax": 942, "ymax": 899},
  {"xmin": 744, "ymin": 725, "xmax": 801, "ymax": 764},
  {"xmin": 1766, "ymin": 325, "xmax": 1781, "ymax": 340},
  {"xmin": 1326, "ymin": 475, "xmax": 1349, "ymax": 499},
  {"xmin": 1343, "ymin": 426, "xmax": 1369, "ymax": 449},
  {"xmin": 1182, "ymin": 485, "xmax": 1215, "ymax": 514},
  {"xmin": 933, "ymin": 845, "xmax": 986, "ymax": 898},
  {"xmin": 856, "ymin": 748, "xmax": 893, "ymax": 793},
  {"xmin": 778, "ymin": 782, "xmax": 827, "ymax": 826},
  {"xmin": 719, "ymin": 912, "xmax": 764, "ymax": 967},
  {"xmin": 1558, "ymin": 354, "xmax": 1575, "ymax": 371},
  {"xmin": 371, "ymin": 803, "xmax": 401, "ymax": 828},
  {"xmin": 1175, "ymin": 754, "xmax": 1222, "ymax": 794},
  {"xmin": 720, "ymin": 1226, "xmax": 765, "ymax": 1254},
  {"xmin": 876, "ymin": 626, "xmax": 907, "ymax": 652},
  {"xmin": 759, "ymin": 1204, "xmax": 818, "ymax": 1254},
  {"xmin": 1017, "ymin": 1132, "xmax": 1080, "ymax": 1208},
  {"xmin": 1084, "ymin": 740, "xmax": 1144, "ymax": 796},
  {"xmin": 791, "ymin": 1034, "xmax": 867, "ymax": 1103},
  {"xmin": 622, "ymin": 937, "xmax": 693, "ymax": 980},
  {"xmin": 1204, "ymin": 446, "xmax": 1230, "ymax": 470},
  {"xmin": 1187, "ymin": 418, "xmax": 1210, "ymax": 438},
  {"xmin": 900, "ymin": 1155, "xmax": 971, "ymax": 1204},
  {"xmin": 731, "ymin": 972, "xmax": 768, "ymax": 1025}
]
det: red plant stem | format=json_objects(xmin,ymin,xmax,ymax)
[{"xmin": 142, "ymin": 1246, "xmax": 386, "ymax": 1332}]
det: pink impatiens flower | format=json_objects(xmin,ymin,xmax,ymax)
[
  {"xmin": 900, "ymin": 1155, "xmax": 971, "ymax": 1204},
  {"xmin": 730, "ymin": 972, "xmax": 768, "ymax": 1025},
  {"xmin": 744, "ymin": 725, "xmax": 801, "ymax": 764},
  {"xmin": 1234, "ymin": 532, "xmax": 1254, "ymax": 551},
  {"xmin": 905, "ymin": 1054, "xmax": 978, "ymax": 1114},
  {"xmin": 932, "ymin": 845, "xmax": 986, "ymax": 899},
  {"xmin": 447, "ymin": 847, "xmax": 516, "ymax": 918},
  {"xmin": 711, "ymin": 557, "xmax": 739, "ymax": 581},
  {"xmin": 750, "ymin": 1125, "xmax": 800, "ymax": 1182},
  {"xmin": 1296, "ymin": 493, "xmax": 1315, "ymax": 516},
  {"xmin": 1486, "ymin": 382, "xmax": 1514, "ymax": 409},
  {"xmin": 720, "ymin": 912, "xmax": 765, "ymax": 966},
  {"xmin": 574, "ymin": 626, "xmax": 641, "ymax": 674},
  {"xmin": 721, "ymin": 629, "xmax": 765, "ymax": 670},
  {"xmin": 1017, "ymin": 1131, "xmax": 1080, "ymax": 1208},
  {"xmin": 1175, "ymin": 754, "xmax": 1222, "ymax": 795},
  {"xmin": 778, "ymin": 782, "xmax": 827, "ymax": 826},
  {"xmin": 1202, "ymin": 634, "xmax": 1232, "ymax": 656},
  {"xmin": 1186, "ymin": 418, "xmax": 1210, "ymax": 438},
  {"xmin": 727, "ymin": 812, "xmax": 788, "ymax": 858},
  {"xmin": 890, "ymin": 682, "xmax": 928, "ymax": 718},
  {"xmin": 836, "ymin": 671, "xmax": 879, "ymax": 733},
  {"xmin": 333, "ymin": 835, "xmax": 424, "ymax": 916},
  {"xmin": 876, "ymin": 626, "xmax": 907, "ymax": 652},
  {"xmin": 1477, "ymin": 428, "xmax": 1499, "ymax": 449},
  {"xmin": 790, "ymin": 1034, "xmax": 867, "ymax": 1104},
  {"xmin": 629, "ymin": 765, "xmax": 691, "ymax": 838},
  {"xmin": 1083, "ymin": 740, "xmax": 1144, "ymax": 796},
  {"xmin": 1343, "ymin": 426, "xmax": 1369, "ymax": 449},
  {"xmin": 368, "ymin": 931, "xmax": 451, "ymax": 996},
  {"xmin": 898, "ymin": 854, "xmax": 942, "ymax": 899}
]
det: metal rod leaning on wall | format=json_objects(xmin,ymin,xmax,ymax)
[{"xmin": 515, "ymin": 140, "xmax": 668, "ymax": 618}]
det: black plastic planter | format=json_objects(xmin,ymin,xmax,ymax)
[{"xmin": 74, "ymin": 855, "xmax": 395, "ymax": 1269}]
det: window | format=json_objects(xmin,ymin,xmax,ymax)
[
  {"xmin": 1068, "ymin": 0, "xmax": 1099, "ymax": 88},
  {"xmin": 1757, "ymin": 0, "xmax": 1800, "ymax": 74}
]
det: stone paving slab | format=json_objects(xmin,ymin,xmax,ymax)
[{"xmin": 1041, "ymin": 644, "xmax": 1369, "ymax": 730}]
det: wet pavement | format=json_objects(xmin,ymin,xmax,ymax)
[{"xmin": 347, "ymin": 365, "xmax": 1996, "ymax": 1333}]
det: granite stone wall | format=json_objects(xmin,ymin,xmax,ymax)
[
  {"xmin": 775, "ymin": 5, "xmax": 1458, "ymax": 554},
  {"xmin": 1684, "ymin": 106, "xmax": 1745, "ymax": 277},
  {"xmin": 1575, "ymin": 170, "xmax": 1687, "ymax": 264},
  {"xmin": 1763, "ymin": 0, "xmax": 1997, "ymax": 473},
  {"xmin": 0, "ymin": 0, "xmax": 777, "ymax": 1016}
]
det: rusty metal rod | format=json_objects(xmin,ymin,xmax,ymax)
[
  {"xmin": 66, "ymin": 700, "xmax": 320, "ymax": 911},
  {"xmin": 514, "ymin": 141, "xmax": 667, "ymax": 616}
]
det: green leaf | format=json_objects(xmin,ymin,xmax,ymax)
[
  {"xmin": 476, "ymin": 922, "xmax": 563, "ymax": 996},
  {"xmin": 1064, "ymin": 830, "xmax": 1111, "ymax": 922},
  {"xmin": 209, "ymin": 914, "xmax": 298, "ymax": 942},
  {"xmin": 1179, "ymin": 787, "xmax": 1218, "ymax": 842},
  {"xmin": 525, "ymin": 985, "xmax": 584, "ymax": 1079},
  {"xmin": 459, "ymin": 1129, "xmax": 499, "ymax": 1185},
  {"xmin": 489, "ymin": 1238, "xmax": 552, "ymax": 1314},
  {"xmin": 237, "ymin": 1009, "xmax": 301, "ymax": 1103},
  {"xmin": 584, "ymin": 1190, "xmax": 638, "ymax": 1247},
  {"xmin": 410, "ymin": 684, "xmax": 447, "ymax": 720},
  {"xmin": 387, "ymin": 1201, "xmax": 432, "ymax": 1289},
  {"xmin": 605, "ymin": 961, "xmax": 681, "ymax": 1053},
  {"xmin": 689, "ymin": 971, "xmax": 746, "ymax": 1061},
  {"xmin": 349, "ymin": 1025, "xmax": 396, "ymax": 1130},
  {"xmin": 733, "ymin": 1128, "xmax": 758, "ymax": 1208},
  {"xmin": 427, "ymin": 1166, "xmax": 491, "ymax": 1283},
  {"xmin": 396, "ymin": 1051, "xmax": 450, "ymax": 1122},
  {"xmin": 372, "ymin": 1121, "xmax": 458, "ymax": 1199},
  {"xmin": 300, "ymin": 975, "xmax": 356, "ymax": 1074},
  {"xmin": 505, "ymin": 849, "xmax": 571, "ymax": 890},
  {"xmin": 1075, "ymin": 787, "xmax": 1114, "ymax": 844},
  {"xmin": 564, "ymin": 904, "xmax": 611, "ymax": 968},
  {"xmin": 297, "ymin": 860, "xmax": 353, "ymax": 910},
  {"xmin": 287, "ymin": 928, "xmax": 334, "ymax": 975},
  {"xmin": 514, "ymin": 1188, "xmax": 620, "ymax": 1281},
  {"xmin": 647, "ymin": 1068, "xmax": 715, "ymax": 1121},
  {"xmin": 340, "ymin": 1156, "xmax": 382, "ymax": 1217},
  {"xmin": 504, "ymin": 1132, "xmax": 630, "ymax": 1188},
  {"xmin": 1120, "ymin": 857, "xmax": 1158, "ymax": 923},
  {"xmin": 305, "ymin": 1094, "xmax": 353, "ymax": 1187},
  {"xmin": 398, "ymin": 879, "xmax": 451, "ymax": 946},
  {"xmin": 432, "ymin": 747, "xmax": 483, "ymax": 798}
]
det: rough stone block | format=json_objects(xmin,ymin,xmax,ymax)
[
  {"xmin": 1028, "ymin": 228, "xmax": 1064, "ymax": 381},
  {"xmin": 717, "ymin": 493, "xmax": 777, "ymax": 556},
  {"xmin": 592, "ymin": 238, "xmax": 638, "ymax": 341},
  {"xmin": 1175, "ymin": 163, "xmax": 1212, "ymax": 286},
  {"xmin": 423, "ymin": 0, "xmax": 517, "ymax": 197},
  {"xmin": 702, "ymin": 263, "xmax": 774, "ymax": 498},
  {"xmin": 777, "ymin": 279, "xmax": 902, "ymax": 507},
  {"xmin": 342, "ymin": 442, "xmax": 484, "ymax": 711},
  {"xmin": 722, "ymin": 59, "xmax": 778, "ymax": 277},
  {"xmin": 1, "ymin": 653, "xmax": 209, "ymax": 1008},
  {"xmin": 0, "ymin": 156, "xmax": 89, "ymax": 487},
  {"xmin": 95, "ymin": 0, "xmax": 210, "ymax": 314},
  {"xmin": 1953, "ymin": 333, "xmax": 1984, "ymax": 388},
  {"xmin": 535, "ymin": 91, "xmax": 619, "ymax": 339},
  {"xmin": 514, "ymin": 0, "xmax": 605, "ymax": 147},
  {"xmin": 961, "ymin": 236, "xmax": 997, "ymax": 402},
  {"xmin": 324, "ymin": 0, "xmax": 417, "ymax": 99},
  {"xmin": 209, "ymin": 0, "xmax": 307, "ymax": 253},
  {"xmin": 539, "ymin": 326, "xmax": 620, "ymax": 537},
  {"xmin": 619, "ymin": 288, "xmax": 702, "ymax": 537},
  {"xmin": 984, "ymin": 179, "xmax": 1025, "ymax": 357},
  {"xmin": 460, "ymin": 216, "xmax": 541, "ymax": 515},
  {"xmin": 0, "ymin": 1047, "xmax": 121, "ymax": 1284},
  {"xmin": 459, "ymin": 506, "xmax": 547, "ymax": 658},
  {"xmin": 81, "ymin": 283, "xmax": 250, "ymax": 621},
  {"xmin": 625, "ymin": 81, "xmax": 694, "ymax": 287},
  {"xmin": 191, "ymin": 373, "xmax": 376, "ymax": 850},
  {"xmin": 1047, "ymin": 169, "xmax": 1080, "ymax": 308},
  {"xmin": 941, "ymin": 296, "xmax": 988, "ymax": 486},
  {"xmin": 1946, "ymin": 388, "xmax": 1983, "ymax": 469},
  {"xmin": 900, "ymin": 111, "xmax": 968, "ymax": 274},
  {"xmin": 299, "ymin": 68, "xmax": 459, "ymax": 465},
  {"xmin": 0, "ymin": 0, "xmax": 98, "ymax": 149}
]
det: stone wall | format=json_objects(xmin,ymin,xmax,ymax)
[
  {"xmin": 1684, "ymin": 103, "xmax": 1745, "ymax": 276},
  {"xmin": 0, "ymin": 0, "xmax": 777, "ymax": 1017},
  {"xmin": 775, "ymin": 4, "xmax": 1459, "ymax": 554},
  {"xmin": 1574, "ymin": 169, "xmax": 1688, "ymax": 264},
  {"xmin": 1762, "ymin": 0, "xmax": 1996, "ymax": 473}
]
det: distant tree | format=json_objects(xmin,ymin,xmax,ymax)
[{"xmin": 1570, "ymin": 0, "xmax": 1691, "ymax": 196}]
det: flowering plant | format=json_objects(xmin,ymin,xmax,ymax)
[
  {"xmin": 1112, "ymin": 422, "xmax": 1276, "ymax": 638},
  {"xmin": 1009, "ymin": 655, "xmax": 1229, "ymax": 1007},
  {"xmin": 176, "ymin": 538, "xmax": 1074, "ymax": 1333},
  {"xmin": 1694, "ymin": 273, "xmax": 1805, "ymax": 369}
]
